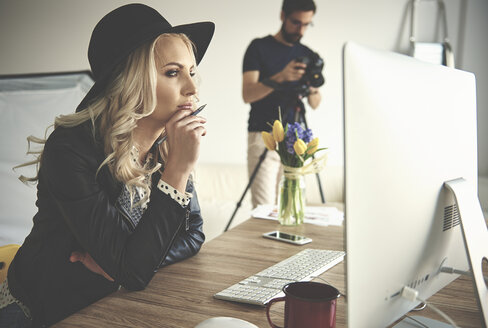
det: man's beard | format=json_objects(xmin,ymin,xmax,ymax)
[{"xmin": 280, "ymin": 23, "xmax": 302, "ymax": 44}]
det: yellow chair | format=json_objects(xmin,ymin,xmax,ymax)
[{"xmin": 0, "ymin": 244, "xmax": 20, "ymax": 284}]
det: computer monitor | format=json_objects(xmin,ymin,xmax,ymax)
[{"xmin": 343, "ymin": 42, "xmax": 486, "ymax": 327}]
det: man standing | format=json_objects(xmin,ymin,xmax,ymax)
[{"xmin": 242, "ymin": 0, "xmax": 322, "ymax": 208}]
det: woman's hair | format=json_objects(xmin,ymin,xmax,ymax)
[{"xmin": 16, "ymin": 33, "xmax": 197, "ymax": 206}]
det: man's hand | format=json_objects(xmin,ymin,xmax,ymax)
[
  {"xmin": 307, "ymin": 86, "xmax": 321, "ymax": 109},
  {"xmin": 70, "ymin": 251, "xmax": 114, "ymax": 282},
  {"xmin": 275, "ymin": 60, "xmax": 306, "ymax": 83},
  {"xmin": 242, "ymin": 59, "xmax": 307, "ymax": 104}
]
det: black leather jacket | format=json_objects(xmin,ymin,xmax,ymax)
[{"xmin": 8, "ymin": 121, "xmax": 205, "ymax": 327}]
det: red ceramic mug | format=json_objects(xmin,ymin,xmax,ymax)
[{"xmin": 266, "ymin": 281, "xmax": 340, "ymax": 328}]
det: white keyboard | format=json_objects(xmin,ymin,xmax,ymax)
[{"xmin": 214, "ymin": 248, "xmax": 345, "ymax": 306}]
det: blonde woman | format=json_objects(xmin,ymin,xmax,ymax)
[{"xmin": 0, "ymin": 4, "xmax": 214, "ymax": 327}]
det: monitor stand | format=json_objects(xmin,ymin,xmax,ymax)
[
  {"xmin": 445, "ymin": 178, "xmax": 487, "ymax": 327},
  {"xmin": 395, "ymin": 178, "xmax": 488, "ymax": 327}
]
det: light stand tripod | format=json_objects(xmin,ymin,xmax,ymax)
[
  {"xmin": 224, "ymin": 148, "xmax": 267, "ymax": 232},
  {"xmin": 224, "ymin": 95, "xmax": 326, "ymax": 232},
  {"xmin": 292, "ymin": 95, "xmax": 327, "ymax": 205}
]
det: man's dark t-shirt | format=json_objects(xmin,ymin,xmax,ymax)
[{"xmin": 243, "ymin": 35, "xmax": 314, "ymax": 132}]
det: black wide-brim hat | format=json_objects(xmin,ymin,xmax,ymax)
[{"xmin": 76, "ymin": 3, "xmax": 215, "ymax": 112}]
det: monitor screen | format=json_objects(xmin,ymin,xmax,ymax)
[{"xmin": 343, "ymin": 42, "xmax": 477, "ymax": 327}]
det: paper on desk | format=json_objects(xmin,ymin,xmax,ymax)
[{"xmin": 251, "ymin": 204, "xmax": 344, "ymax": 226}]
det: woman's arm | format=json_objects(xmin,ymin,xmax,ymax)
[
  {"xmin": 159, "ymin": 184, "xmax": 205, "ymax": 267},
  {"xmin": 68, "ymin": 181, "xmax": 205, "ymax": 277},
  {"xmin": 42, "ymin": 132, "xmax": 188, "ymax": 291}
]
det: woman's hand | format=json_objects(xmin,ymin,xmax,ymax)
[
  {"xmin": 162, "ymin": 109, "xmax": 206, "ymax": 192},
  {"xmin": 70, "ymin": 251, "xmax": 114, "ymax": 282}
]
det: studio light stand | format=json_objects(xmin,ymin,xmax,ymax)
[
  {"xmin": 292, "ymin": 94, "xmax": 326, "ymax": 205},
  {"xmin": 224, "ymin": 148, "xmax": 267, "ymax": 232}
]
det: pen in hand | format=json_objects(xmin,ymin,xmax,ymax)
[
  {"xmin": 189, "ymin": 103, "xmax": 206, "ymax": 117},
  {"xmin": 156, "ymin": 104, "xmax": 207, "ymax": 146}
]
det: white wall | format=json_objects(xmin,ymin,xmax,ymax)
[{"xmin": 0, "ymin": 0, "xmax": 486, "ymax": 173}]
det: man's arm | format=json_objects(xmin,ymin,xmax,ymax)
[
  {"xmin": 242, "ymin": 60, "xmax": 307, "ymax": 104},
  {"xmin": 242, "ymin": 70, "xmax": 274, "ymax": 104}
]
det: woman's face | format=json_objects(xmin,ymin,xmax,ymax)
[{"xmin": 151, "ymin": 36, "xmax": 197, "ymax": 124}]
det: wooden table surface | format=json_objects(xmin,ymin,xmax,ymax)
[{"xmin": 56, "ymin": 218, "xmax": 482, "ymax": 328}]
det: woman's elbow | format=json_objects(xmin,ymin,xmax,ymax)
[
  {"xmin": 122, "ymin": 277, "xmax": 149, "ymax": 291},
  {"xmin": 118, "ymin": 266, "xmax": 155, "ymax": 291}
]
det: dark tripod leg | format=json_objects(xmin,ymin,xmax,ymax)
[
  {"xmin": 298, "ymin": 107, "xmax": 326, "ymax": 204},
  {"xmin": 224, "ymin": 148, "xmax": 268, "ymax": 232}
]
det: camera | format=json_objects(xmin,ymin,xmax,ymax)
[{"xmin": 294, "ymin": 52, "xmax": 325, "ymax": 95}]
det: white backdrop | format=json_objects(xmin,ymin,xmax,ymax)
[
  {"xmin": 1, "ymin": 0, "xmax": 486, "ymax": 172},
  {"xmin": 0, "ymin": 73, "xmax": 93, "ymax": 244}
]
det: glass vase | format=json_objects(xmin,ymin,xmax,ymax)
[{"xmin": 277, "ymin": 174, "xmax": 305, "ymax": 225}]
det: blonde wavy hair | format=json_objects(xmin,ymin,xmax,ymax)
[{"xmin": 16, "ymin": 33, "xmax": 197, "ymax": 206}]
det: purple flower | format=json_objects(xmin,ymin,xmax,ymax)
[
  {"xmin": 284, "ymin": 123, "xmax": 313, "ymax": 154},
  {"xmin": 302, "ymin": 128, "xmax": 313, "ymax": 143}
]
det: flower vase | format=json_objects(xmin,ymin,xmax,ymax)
[{"xmin": 277, "ymin": 174, "xmax": 305, "ymax": 225}]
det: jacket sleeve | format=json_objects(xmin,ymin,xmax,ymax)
[
  {"xmin": 41, "ymin": 137, "xmax": 190, "ymax": 291},
  {"xmin": 159, "ymin": 184, "xmax": 205, "ymax": 267}
]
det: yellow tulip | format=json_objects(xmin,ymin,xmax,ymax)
[
  {"xmin": 306, "ymin": 138, "xmax": 319, "ymax": 155},
  {"xmin": 261, "ymin": 131, "xmax": 276, "ymax": 150},
  {"xmin": 293, "ymin": 139, "xmax": 307, "ymax": 155},
  {"xmin": 272, "ymin": 120, "xmax": 284, "ymax": 142}
]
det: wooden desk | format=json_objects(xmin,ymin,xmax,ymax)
[{"xmin": 56, "ymin": 218, "xmax": 481, "ymax": 328}]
